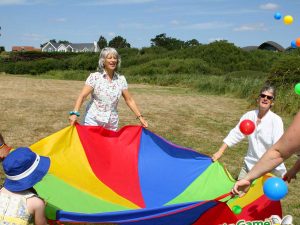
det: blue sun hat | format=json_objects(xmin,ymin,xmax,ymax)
[{"xmin": 3, "ymin": 147, "xmax": 50, "ymax": 192}]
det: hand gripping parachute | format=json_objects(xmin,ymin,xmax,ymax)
[{"xmin": 30, "ymin": 125, "xmax": 282, "ymax": 224}]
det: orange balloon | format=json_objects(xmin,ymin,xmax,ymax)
[{"xmin": 296, "ymin": 37, "xmax": 300, "ymax": 47}]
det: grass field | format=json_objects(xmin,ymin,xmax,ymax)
[{"xmin": 0, "ymin": 74, "xmax": 299, "ymax": 224}]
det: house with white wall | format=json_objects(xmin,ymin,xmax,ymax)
[{"xmin": 42, "ymin": 41, "xmax": 99, "ymax": 53}]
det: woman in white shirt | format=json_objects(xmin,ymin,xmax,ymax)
[
  {"xmin": 212, "ymin": 84, "xmax": 286, "ymax": 180},
  {"xmin": 69, "ymin": 47, "xmax": 148, "ymax": 131},
  {"xmin": 233, "ymin": 111, "xmax": 300, "ymax": 196}
]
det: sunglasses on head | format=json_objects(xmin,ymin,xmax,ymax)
[{"xmin": 259, "ymin": 94, "xmax": 274, "ymax": 100}]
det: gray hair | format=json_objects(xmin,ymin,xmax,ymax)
[
  {"xmin": 98, "ymin": 47, "xmax": 121, "ymax": 71},
  {"xmin": 259, "ymin": 84, "xmax": 277, "ymax": 100}
]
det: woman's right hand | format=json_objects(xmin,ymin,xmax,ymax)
[
  {"xmin": 212, "ymin": 150, "xmax": 223, "ymax": 162},
  {"xmin": 69, "ymin": 115, "xmax": 78, "ymax": 126}
]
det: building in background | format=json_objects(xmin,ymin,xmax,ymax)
[
  {"xmin": 242, "ymin": 41, "xmax": 285, "ymax": 52},
  {"xmin": 12, "ymin": 46, "xmax": 41, "ymax": 52},
  {"xmin": 42, "ymin": 41, "xmax": 99, "ymax": 53}
]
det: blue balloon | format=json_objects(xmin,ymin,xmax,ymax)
[
  {"xmin": 291, "ymin": 40, "xmax": 297, "ymax": 48},
  {"xmin": 263, "ymin": 177, "xmax": 288, "ymax": 201},
  {"xmin": 274, "ymin": 12, "xmax": 282, "ymax": 20}
]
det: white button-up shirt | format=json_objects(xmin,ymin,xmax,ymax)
[
  {"xmin": 223, "ymin": 109, "xmax": 286, "ymax": 176},
  {"xmin": 83, "ymin": 71, "xmax": 128, "ymax": 129}
]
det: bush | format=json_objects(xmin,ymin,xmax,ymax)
[
  {"xmin": 267, "ymin": 55, "xmax": 300, "ymax": 86},
  {"xmin": 67, "ymin": 53, "xmax": 98, "ymax": 71}
]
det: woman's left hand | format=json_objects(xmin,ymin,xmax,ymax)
[
  {"xmin": 139, "ymin": 116, "xmax": 148, "ymax": 128},
  {"xmin": 232, "ymin": 179, "xmax": 251, "ymax": 197}
]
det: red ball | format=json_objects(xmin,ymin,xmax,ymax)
[{"xmin": 239, "ymin": 119, "xmax": 255, "ymax": 135}]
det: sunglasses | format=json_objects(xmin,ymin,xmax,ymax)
[{"xmin": 259, "ymin": 94, "xmax": 274, "ymax": 100}]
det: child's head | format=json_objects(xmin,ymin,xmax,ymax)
[{"xmin": 2, "ymin": 147, "xmax": 50, "ymax": 192}]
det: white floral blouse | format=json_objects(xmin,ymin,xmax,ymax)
[
  {"xmin": 0, "ymin": 189, "xmax": 35, "ymax": 225},
  {"xmin": 83, "ymin": 71, "xmax": 128, "ymax": 130}
]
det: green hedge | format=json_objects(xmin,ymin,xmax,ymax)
[{"xmin": 1, "ymin": 43, "xmax": 299, "ymax": 94}]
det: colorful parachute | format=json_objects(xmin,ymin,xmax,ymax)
[{"xmin": 30, "ymin": 125, "xmax": 282, "ymax": 224}]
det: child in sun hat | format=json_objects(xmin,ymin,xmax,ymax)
[{"xmin": 0, "ymin": 147, "xmax": 50, "ymax": 225}]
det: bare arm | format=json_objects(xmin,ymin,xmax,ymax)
[
  {"xmin": 233, "ymin": 111, "xmax": 300, "ymax": 195},
  {"xmin": 27, "ymin": 197, "xmax": 47, "ymax": 225},
  {"xmin": 122, "ymin": 89, "xmax": 148, "ymax": 128},
  {"xmin": 69, "ymin": 85, "xmax": 93, "ymax": 125},
  {"xmin": 213, "ymin": 114, "xmax": 247, "ymax": 161}
]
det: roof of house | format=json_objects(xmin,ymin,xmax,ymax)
[
  {"xmin": 49, "ymin": 42, "xmax": 61, "ymax": 48},
  {"xmin": 12, "ymin": 46, "xmax": 41, "ymax": 51},
  {"xmin": 258, "ymin": 41, "xmax": 285, "ymax": 52},
  {"xmin": 67, "ymin": 43, "xmax": 95, "ymax": 50}
]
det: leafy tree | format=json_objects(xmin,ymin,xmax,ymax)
[
  {"xmin": 0, "ymin": 46, "xmax": 5, "ymax": 52},
  {"xmin": 58, "ymin": 40, "xmax": 70, "ymax": 44},
  {"xmin": 108, "ymin": 36, "xmax": 131, "ymax": 49},
  {"xmin": 150, "ymin": 33, "xmax": 185, "ymax": 50},
  {"xmin": 185, "ymin": 39, "xmax": 200, "ymax": 47},
  {"xmin": 97, "ymin": 35, "xmax": 108, "ymax": 49},
  {"xmin": 267, "ymin": 55, "xmax": 300, "ymax": 86}
]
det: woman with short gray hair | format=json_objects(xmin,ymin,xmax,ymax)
[{"xmin": 69, "ymin": 47, "xmax": 148, "ymax": 130}]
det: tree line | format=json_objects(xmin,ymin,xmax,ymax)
[
  {"xmin": 96, "ymin": 33, "xmax": 200, "ymax": 50},
  {"xmin": 36, "ymin": 33, "xmax": 200, "ymax": 50}
]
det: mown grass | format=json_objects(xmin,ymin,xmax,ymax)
[
  {"xmin": 37, "ymin": 69, "xmax": 300, "ymax": 117},
  {"xmin": 0, "ymin": 74, "xmax": 299, "ymax": 224}
]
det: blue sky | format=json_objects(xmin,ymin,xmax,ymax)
[{"xmin": 0, "ymin": 0, "xmax": 299, "ymax": 50}]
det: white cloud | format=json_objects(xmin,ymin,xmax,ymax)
[
  {"xmin": 118, "ymin": 22, "xmax": 163, "ymax": 29},
  {"xmin": 233, "ymin": 23, "xmax": 268, "ymax": 32},
  {"xmin": 51, "ymin": 18, "xmax": 67, "ymax": 23},
  {"xmin": 170, "ymin": 20, "xmax": 180, "ymax": 25},
  {"xmin": 0, "ymin": 0, "xmax": 26, "ymax": 5},
  {"xmin": 184, "ymin": 22, "xmax": 233, "ymax": 30},
  {"xmin": 79, "ymin": 0, "xmax": 157, "ymax": 6},
  {"xmin": 0, "ymin": 0, "xmax": 50, "ymax": 5},
  {"xmin": 259, "ymin": 3, "xmax": 279, "ymax": 10},
  {"xmin": 119, "ymin": 22, "xmax": 144, "ymax": 29},
  {"xmin": 21, "ymin": 33, "xmax": 45, "ymax": 42}
]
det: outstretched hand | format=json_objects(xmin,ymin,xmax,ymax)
[
  {"xmin": 69, "ymin": 115, "xmax": 78, "ymax": 126},
  {"xmin": 139, "ymin": 117, "xmax": 148, "ymax": 128},
  {"xmin": 212, "ymin": 151, "xmax": 223, "ymax": 162},
  {"xmin": 231, "ymin": 179, "xmax": 251, "ymax": 197}
]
